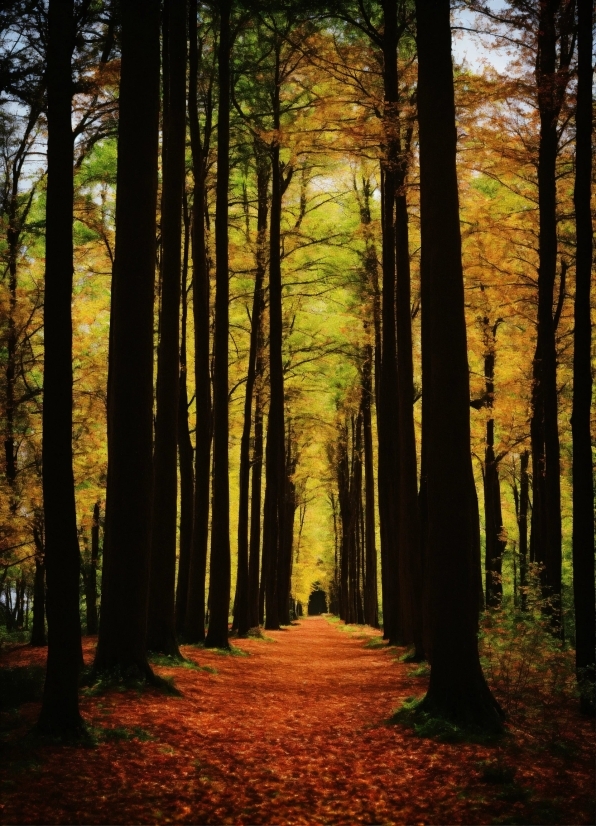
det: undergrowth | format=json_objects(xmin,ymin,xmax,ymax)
[
  {"xmin": 479, "ymin": 576, "xmax": 582, "ymax": 746},
  {"xmin": 390, "ymin": 696, "xmax": 503, "ymax": 745}
]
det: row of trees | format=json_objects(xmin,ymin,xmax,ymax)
[{"xmin": 0, "ymin": 0, "xmax": 592, "ymax": 734}]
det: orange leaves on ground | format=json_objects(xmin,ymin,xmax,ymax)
[{"xmin": 0, "ymin": 618, "xmax": 594, "ymax": 825}]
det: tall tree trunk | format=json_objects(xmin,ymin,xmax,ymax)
[
  {"xmin": 376, "ymin": 0, "xmax": 401, "ymax": 644},
  {"xmin": 205, "ymin": 0, "xmax": 232, "ymax": 649},
  {"xmin": 248, "ymin": 341, "xmax": 265, "ymax": 629},
  {"xmin": 175, "ymin": 197, "xmax": 194, "ymax": 635},
  {"xmin": 278, "ymin": 429, "xmax": 297, "ymax": 626},
  {"xmin": 84, "ymin": 502, "xmax": 100, "ymax": 635},
  {"xmin": 147, "ymin": 0, "xmax": 186, "ymax": 657},
  {"xmin": 415, "ymin": 0, "xmax": 502, "ymax": 729},
  {"xmin": 571, "ymin": 0, "xmax": 594, "ymax": 714},
  {"xmin": 530, "ymin": 0, "xmax": 571, "ymax": 622},
  {"xmin": 263, "ymin": 42, "xmax": 290, "ymax": 631},
  {"xmin": 482, "ymin": 322, "xmax": 506, "ymax": 608},
  {"xmin": 185, "ymin": 0, "xmax": 213, "ymax": 644},
  {"xmin": 30, "ymin": 515, "xmax": 46, "ymax": 646},
  {"xmin": 337, "ymin": 424, "xmax": 350, "ymax": 622},
  {"xmin": 351, "ymin": 413, "xmax": 364, "ymax": 624},
  {"xmin": 361, "ymin": 345, "xmax": 378, "ymax": 628},
  {"xmin": 259, "ymin": 483, "xmax": 271, "ymax": 625},
  {"xmin": 395, "ymin": 136, "xmax": 424, "ymax": 658},
  {"xmin": 37, "ymin": 0, "xmax": 83, "ymax": 736},
  {"xmin": 94, "ymin": 0, "xmax": 161, "ymax": 678},
  {"xmin": 513, "ymin": 450, "xmax": 529, "ymax": 612},
  {"xmin": 234, "ymin": 148, "xmax": 269, "ymax": 636}
]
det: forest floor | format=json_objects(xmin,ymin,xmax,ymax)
[{"xmin": 0, "ymin": 616, "xmax": 594, "ymax": 825}]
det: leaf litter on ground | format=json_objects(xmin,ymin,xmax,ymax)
[{"xmin": 0, "ymin": 615, "xmax": 593, "ymax": 825}]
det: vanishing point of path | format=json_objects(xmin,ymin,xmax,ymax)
[{"xmin": 0, "ymin": 617, "xmax": 594, "ymax": 825}]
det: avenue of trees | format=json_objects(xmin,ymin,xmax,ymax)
[{"xmin": 0, "ymin": 0, "xmax": 593, "ymax": 734}]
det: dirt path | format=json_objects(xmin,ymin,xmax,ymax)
[{"xmin": 0, "ymin": 617, "xmax": 594, "ymax": 824}]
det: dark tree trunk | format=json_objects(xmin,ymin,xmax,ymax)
[
  {"xmin": 31, "ymin": 517, "xmax": 46, "ymax": 646},
  {"xmin": 415, "ymin": 0, "xmax": 502, "ymax": 730},
  {"xmin": 248, "ymin": 348, "xmax": 265, "ymax": 629},
  {"xmin": 185, "ymin": 0, "xmax": 213, "ymax": 644},
  {"xmin": 84, "ymin": 502, "xmax": 100, "ymax": 635},
  {"xmin": 234, "ymin": 148, "xmax": 269, "ymax": 636},
  {"xmin": 147, "ymin": 0, "xmax": 186, "ymax": 657},
  {"xmin": 175, "ymin": 198, "xmax": 194, "ymax": 636},
  {"xmin": 418, "ymin": 151, "xmax": 432, "ymax": 658},
  {"xmin": 259, "ymin": 482, "xmax": 270, "ymax": 626},
  {"xmin": 351, "ymin": 413, "xmax": 364, "ymax": 624},
  {"xmin": 94, "ymin": 0, "xmax": 161, "ymax": 678},
  {"xmin": 571, "ymin": 0, "xmax": 595, "ymax": 714},
  {"xmin": 337, "ymin": 424, "xmax": 350, "ymax": 622},
  {"xmin": 482, "ymin": 323, "xmax": 506, "ymax": 609},
  {"xmin": 361, "ymin": 345, "xmax": 378, "ymax": 628},
  {"xmin": 395, "ymin": 140, "xmax": 424, "ymax": 658},
  {"xmin": 3, "ymin": 103, "xmax": 40, "ymax": 500},
  {"xmin": 263, "ymin": 42, "xmax": 290, "ymax": 631},
  {"xmin": 513, "ymin": 450, "xmax": 529, "ymax": 612},
  {"xmin": 205, "ymin": 0, "xmax": 232, "ymax": 649},
  {"xmin": 37, "ymin": 0, "xmax": 83, "ymax": 736},
  {"xmin": 278, "ymin": 429, "xmax": 297, "ymax": 626},
  {"xmin": 376, "ymin": 0, "xmax": 401, "ymax": 644},
  {"xmin": 529, "ymin": 0, "xmax": 574, "ymax": 622}
]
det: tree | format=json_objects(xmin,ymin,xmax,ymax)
[
  {"xmin": 415, "ymin": 0, "xmax": 502, "ymax": 729},
  {"xmin": 94, "ymin": 0, "xmax": 161, "ymax": 677},
  {"xmin": 528, "ymin": 0, "xmax": 574, "ymax": 620},
  {"xmin": 571, "ymin": 0, "xmax": 594, "ymax": 714},
  {"xmin": 233, "ymin": 142, "xmax": 269, "ymax": 636},
  {"xmin": 184, "ymin": 0, "xmax": 214, "ymax": 645},
  {"xmin": 174, "ymin": 192, "xmax": 195, "ymax": 637},
  {"xmin": 37, "ymin": 0, "xmax": 84, "ymax": 736},
  {"xmin": 205, "ymin": 0, "xmax": 232, "ymax": 649},
  {"xmin": 147, "ymin": 0, "xmax": 187, "ymax": 658}
]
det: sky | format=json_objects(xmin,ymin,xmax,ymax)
[{"xmin": 451, "ymin": 6, "xmax": 513, "ymax": 74}]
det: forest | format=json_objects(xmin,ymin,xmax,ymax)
[{"xmin": 0, "ymin": 0, "xmax": 594, "ymax": 824}]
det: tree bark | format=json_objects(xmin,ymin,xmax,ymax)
[
  {"xmin": 94, "ymin": 0, "xmax": 160, "ymax": 678},
  {"xmin": 278, "ymin": 426, "xmax": 297, "ymax": 626},
  {"xmin": 234, "ymin": 147, "xmax": 269, "ymax": 636},
  {"xmin": 529, "ymin": 0, "xmax": 573, "ymax": 622},
  {"xmin": 376, "ymin": 0, "xmax": 401, "ymax": 644},
  {"xmin": 37, "ymin": 0, "xmax": 84, "ymax": 736},
  {"xmin": 84, "ymin": 502, "xmax": 100, "ymax": 635},
  {"xmin": 185, "ymin": 0, "xmax": 213, "ymax": 644},
  {"xmin": 415, "ymin": 0, "xmax": 502, "ymax": 730},
  {"xmin": 175, "ymin": 197, "xmax": 194, "ymax": 636},
  {"xmin": 482, "ymin": 323, "xmax": 506, "ymax": 608},
  {"xmin": 571, "ymin": 0, "xmax": 594, "ymax": 714},
  {"xmin": 248, "ymin": 363, "xmax": 264, "ymax": 629},
  {"xmin": 361, "ymin": 345, "xmax": 378, "ymax": 628},
  {"xmin": 30, "ymin": 515, "xmax": 46, "ymax": 647},
  {"xmin": 205, "ymin": 0, "xmax": 232, "ymax": 649},
  {"xmin": 263, "ymin": 41, "xmax": 290, "ymax": 631},
  {"xmin": 395, "ymin": 135, "xmax": 424, "ymax": 658},
  {"xmin": 147, "ymin": 0, "xmax": 186, "ymax": 657}
]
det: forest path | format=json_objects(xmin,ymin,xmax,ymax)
[{"xmin": 0, "ymin": 616, "xmax": 594, "ymax": 825}]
